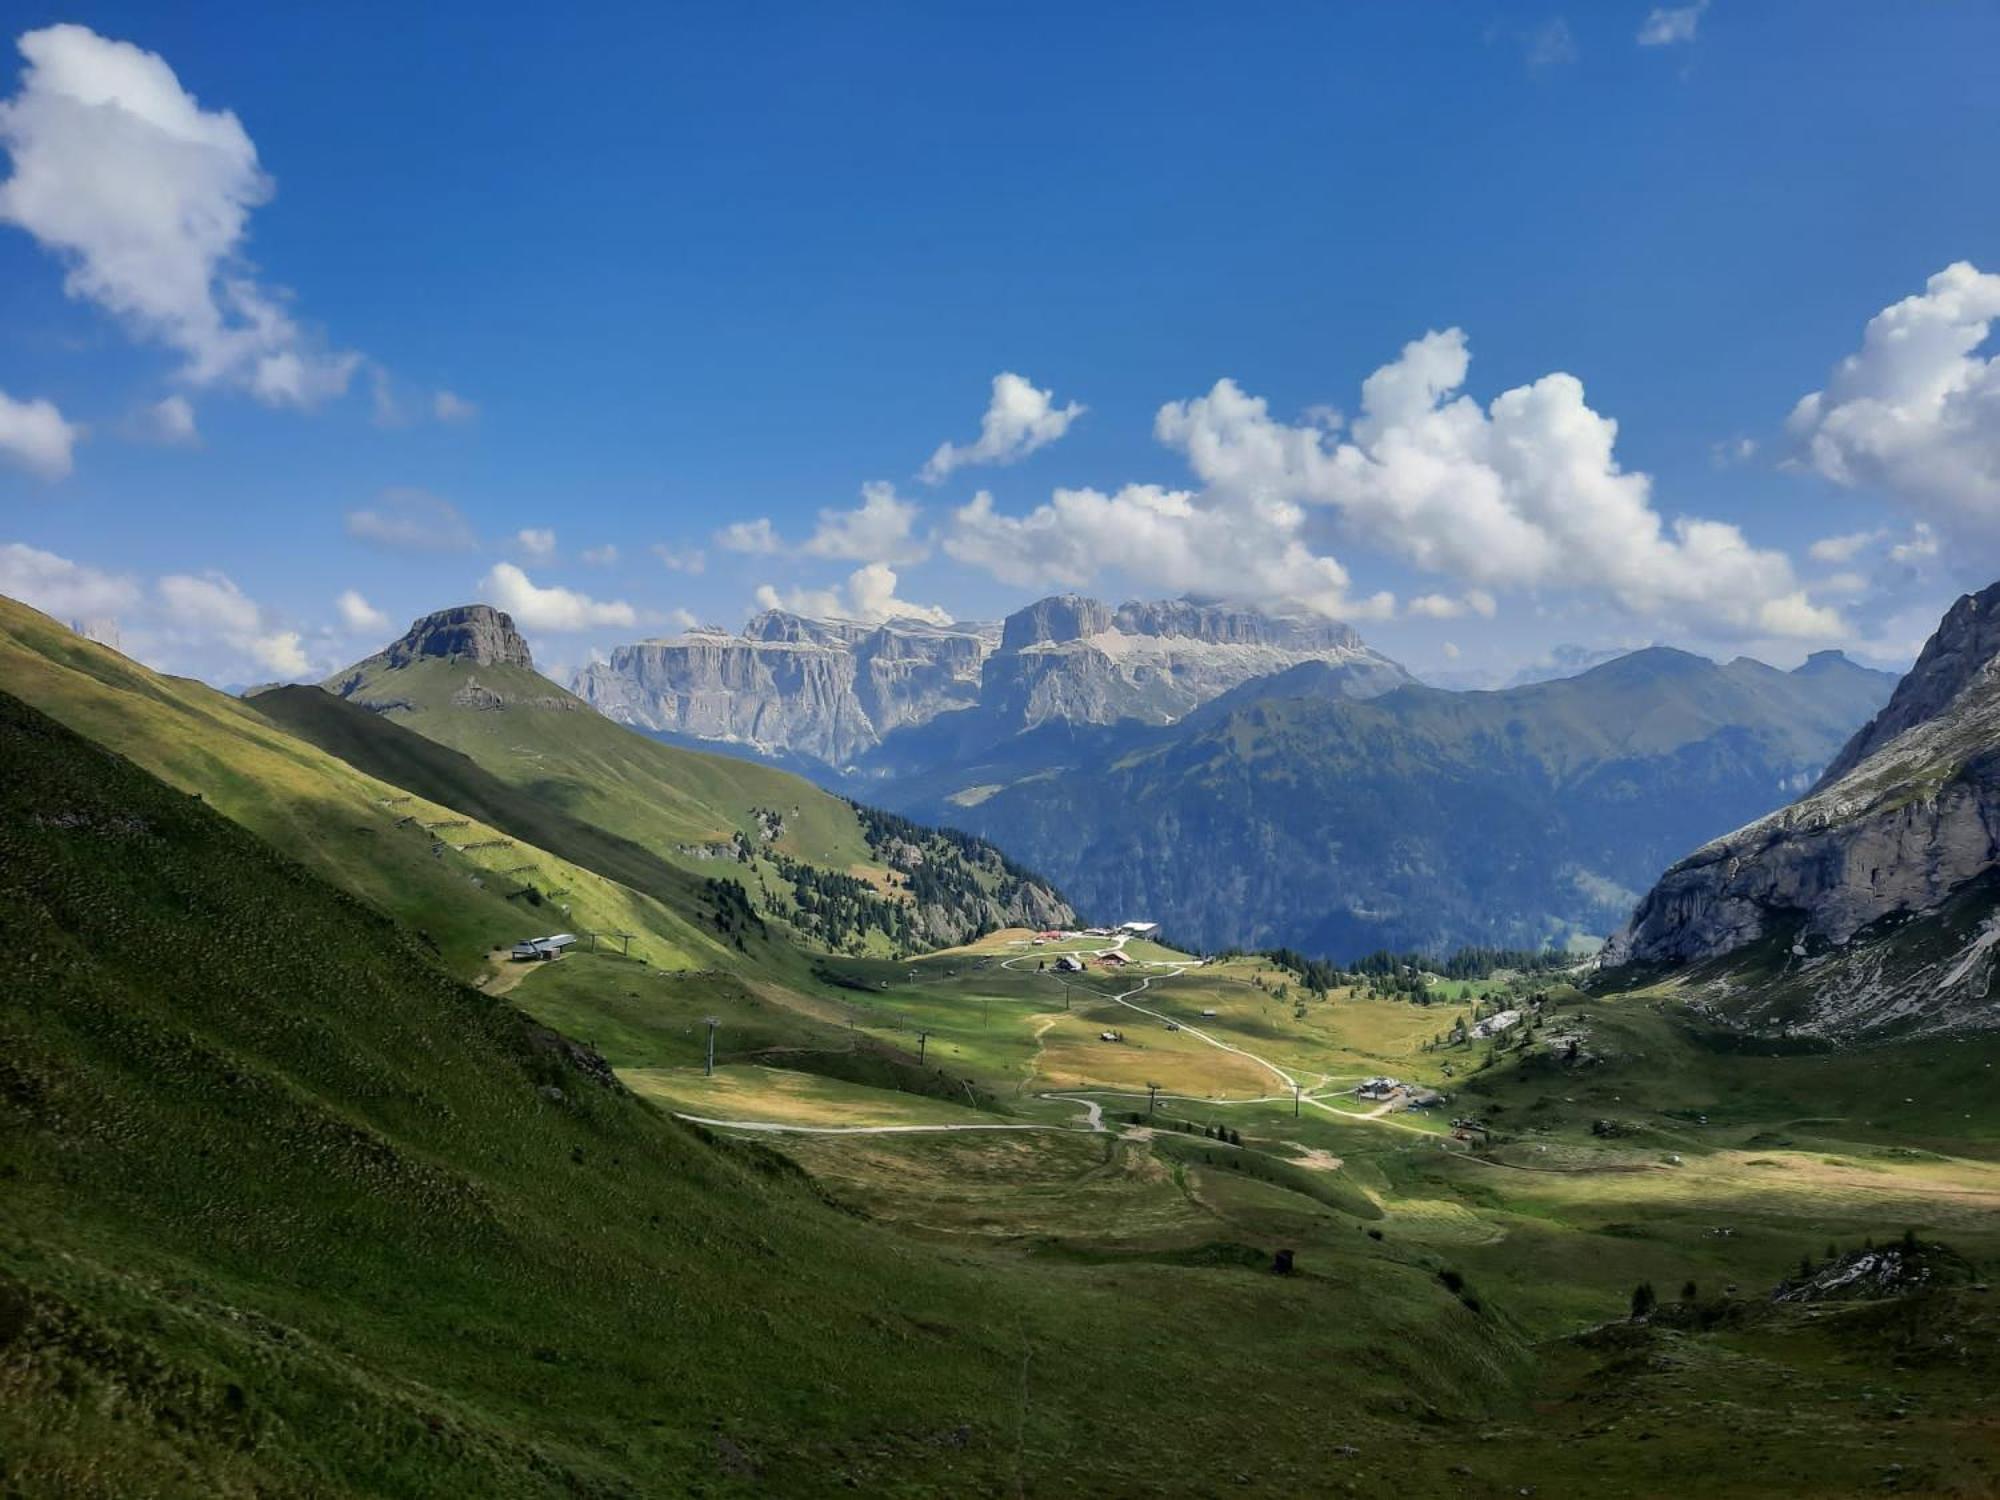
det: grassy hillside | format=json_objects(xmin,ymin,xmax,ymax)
[
  {"xmin": 0, "ymin": 597, "xmax": 730, "ymax": 975},
  {"xmin": 329, "ymin": 654, "xmax": 880, "ymax": 869},
  {"xmin": 0, "ymin": 686, "xmax": 1527, "ymax": 1496},
  {"xmin": 323, "ymin": 635, "xmax": 1072, "ymax": 953}
]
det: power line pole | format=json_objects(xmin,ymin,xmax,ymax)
[
  {"xmin": 917, "ymin": 1030, "xmax": 929, "ymax": 1065},
  {"xmin": 1294, "ymin": 1082, "xmax": 1301, "ymax": 1119},
  {"xmin": 1146, "ymin": 1081, "xmax": 1161, "ymax": 1116},
  {"xmin": 703, "ymin": 1016, "xmax": 719, "ymax": 1077}
]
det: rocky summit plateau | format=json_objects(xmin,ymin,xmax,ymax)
[{"xmin": 571, "ymin": 593, "xmax": 1410, "ymax": 768}]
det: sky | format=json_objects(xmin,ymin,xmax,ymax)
[{"xmin": 2, "ymin": 2, "xmax": 1998, "ymax": 688}]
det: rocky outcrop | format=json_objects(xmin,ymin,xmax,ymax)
[
  {"xmin": 1606, "ymin": 583, "xmax": 2000, "ymax": 1033},
  {"xmin": 325, "ymin": 605, "xmax": 538, "ymax": 701},
  {"xmin": 571, "ymin": 613, "xmax": 992, "ymax": 766},
  {"xmin": 380, "ymin": 605, "xmax": 534, "ymax": 671},
  {"xmin": 1815, "ymin": 582, "xmax": 2000, "ymax": 787},
  {"xmin": 979, "ymin": 595, "xmax": 1410, "ymax": 733}
]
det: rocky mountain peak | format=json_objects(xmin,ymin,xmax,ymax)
[
  {"xmin": 379, "ymin": 605, "xmax": 534, "ymax": 671},
  {"xmin": 999, "ymin": 595, "xmax": 1115, "ymax": 652},
  {"xmin": 1815, "ymin": 580, "xmax": 2000, "ymax": 788}
]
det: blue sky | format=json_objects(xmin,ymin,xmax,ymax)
[{"xmin": 2, "ymin": 2, "xmax": 1998, "ymax": 685}]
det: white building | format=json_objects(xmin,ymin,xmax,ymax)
[{"xmin": 1471, "ymin": 1009, "xmax": 1522, "ymax": 1040}]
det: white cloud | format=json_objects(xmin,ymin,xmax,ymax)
[
  {"xmin": 802, "ymin": 481, "xmax": 928, "ymax": 563},
  {"xmin": 479, "ymin": 562, "xmax": 636, "ymax": 631},
  {"xmin": 945, "ymin": 483, "xmax": 1390, "ymax": 620},
  {"xmin": 652, "ymin": 542, "xmax": 706, "ymax": 573},
  {"xmin": 1147, "ymin": 331, "xmax": 1836, "ymax": 638},
  {"xmin": 145, "ymin": 393, "xmax": 197, "ymax": 445},
  {"xmin": 344, "ymin": 488, "xmax": 477, "ymax": 553},
  {"xmin": 1406, "ymin": 590, "xmax": 1499, "ymax": 620},
  {"xmin": 754, "ymin": 562, "xmax": 951, "ymax": 626},
  {"xmin": 432, "ymin": 389, "xmax": 476, "ymax": 423},
  {"xmin": 1807, "ymin": 528, "xmax": 1885, "ymax": 564},
  {"xmin": 1890, "ymin": 522, "xmax": 1940, "ymax": 564},
  {"xmin": 0, "ymin": 539, "xmax": 138, "ymax": 616},
  {"xmin": 0, "ymin": 387, "xmax": 81, "ymax": 477},
  {"xmin": 0, "ymin": 24, "xmax": 360, "ymax": 405},
  {"xmin": 580, "ymin": 543, "xmax": 618, "ymax": 566},
  {"xmin": 921, "ymin": 371, "xmax": 1084, "ymax": 483},
  {"xmin": 515, "ymin": 527, "xmax": 556, "ymax": 559},
  {"xmin": 1709, "ymin": 435, "xmax": 1756, "ymax": 467},
  {"xmin": 157, "ymin": 568, "xmax": 306, "ymax": 677},
  {"xmin": 335, "ymin": 588, "xmax": 387, "ymax": 633},
  {"xmin": 714, "ymin": 517, "xmax": 781, "ymax": 554},
  {"xmin": 1787, "ymin": 262, "xmax": 2000, "ymax": 544},
  {"xmin": 1638, "ymin": 1, "xmax": 1709, "ymax": 46}
]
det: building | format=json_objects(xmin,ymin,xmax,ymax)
[
  {"xmin": 1055, "ymin": 954, "xmax": 1084, "ymax": 973},
  {"xmin": 1471, "ymin": 1009, "xmax": 1522, "ymax": 1040},
  {"xmin": 1357, "ymin": 1075, "xmax": 1404, "ymax": 1102},
  {"xmin": 1118, "ymin": 920, "xmax": 1160, "ymax": 937},
  {"xmin": 1098, "ymin": 950, "xmax": 1131, "ymax": 966},
  {"xmin": 512, "ymin": 932, "xmax": 577, "ymax": 961}
]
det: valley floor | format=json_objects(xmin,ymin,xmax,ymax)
[{"xmin": 506, "ymin": 928, "xmax": 2000, "ymax": 1496}]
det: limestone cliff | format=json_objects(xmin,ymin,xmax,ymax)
[{"xmin": 1606, "ymin": 582, "xmax": 2000, "ymax": 1034}]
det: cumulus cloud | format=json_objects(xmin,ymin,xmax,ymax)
[
  {"xmin": 802, "ymin": 481, "xmax": 928, "ymax": 563},
  {"xmin": 0, "ymin": 539, "xmax": 138, "ymax": 616},
  {"xmin": 345, "ymin": 488, "xmax": 477, "ymax": 553},
  {"xmin": 714, "ymin": 517, "xmax": 781, "ymax": 554},
  {"xmin": 1153, "ymin": 331, "xmax": 1837, "ymax": 638},
  {"xmin": 1788, "ymin": 262, "xmax": 2000, "ymax": 545},
  {"xmin": 1638, "ymin": 1, "xmax": 1709, "ymax": 46},
  {"xmin": 580, "ymin": 543, "xmax": 618, "ymax": 566},
  {"xmin": 652, "ymin": 542, "xmax": 705, "ymax": 573},
  {"xmin": 0, "ymin": 24, "xmax": 360, "ymax": 405},
  {"xmin": 514, "ymin": 526, "xmax": 556, "ymax": 559},
  {"xmin": 754, "ymin": 562, "xmax": 951, "ymax": 626},
  {"xmin": 335, "ymin": 588, "xmax": 387, "ymax": 633},
  {"xmin": 946, "ymin": 328, "xmax": 1837, "ymax": 639},
  {"xmin": 0, "ymin": 388, "xmax": 81, "ymax": 477},
  {"xmin": 157, "ymin": 569, "xmax": 307, "ymax": 675},
  {"xmin": 479, "ymin": 562, "xmax": 636, "ymax": 631},
  {"xmin": 945, "ymin": 484, "xmax": 1389, "ymax": 620},
  {"xmin": 921, "ymin": 372, "xmax": 1084, "ymax": 483}
]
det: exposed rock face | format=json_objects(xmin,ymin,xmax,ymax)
[
  {"xmin": 378, "ymin": 605, "xmax": 534, "ymax": 671},
  {"xmin": 979, "ymin": 595, "xmax": 1409, "ymax": 734},
  {"xmin": 571, "ymin": 613, "xmax": 994, "ymax": 766},
  {"xmin": 1814, "ymin": 583, "xmax": 2000, "ymax": 786},
  {"xmin": 1607, "ymin": 583, "xmax": 2000, "ymax": 1034},
  {"xmin": 571, "ymin": 595, "xmax": 1409, "ymax": 766}
]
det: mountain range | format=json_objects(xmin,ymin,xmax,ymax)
[
  {"xmin": 572, "ymin": 593, "xmax": 1410, "ymax": 770},
  {"xmin": 574, "ymin": 594, "xmax": 1897, "ymax": 957}
]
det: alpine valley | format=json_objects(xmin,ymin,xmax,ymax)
[
  {"xmin": 10, "ymin": 581, "xmax": 2000, "ymax": 1498},
  {"xmin": 576, "ymin": 594, "xmax": 1897, "ymax": 957}
]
